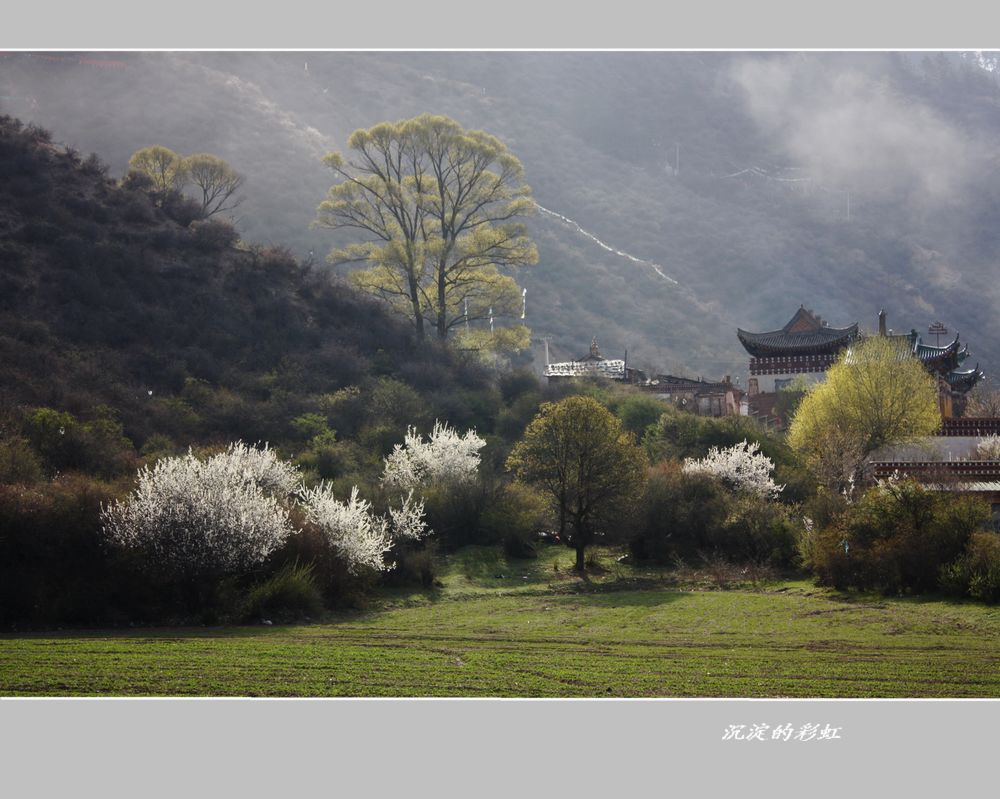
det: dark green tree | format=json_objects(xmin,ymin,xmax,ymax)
[{"xmin": 507, "ymin": 396, "xmax": 647, "ymax": 570}]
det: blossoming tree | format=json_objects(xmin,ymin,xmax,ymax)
[
  {"xmin": 298, "ymin": 485, "xmax": 428, "ymax": 573},
  {"xmin": 101, "ymin": 442, "xmax": 298, "ymax": 578},
  {"xmin": 381, "ymin": 420, "xmax": 486, "ymax": 490},
  {"xmin": 976, "ymin": 435, "xmax": 1000, "ymax": 460},
  {"xmin": 682, "ymin": 439, "xmax": 784, "ymax": 499}
]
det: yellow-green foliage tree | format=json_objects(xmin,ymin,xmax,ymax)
[
  {"xmin": 507, "ymin": 396, "xmax": 648, "ymax": 571},
  {"xmin": 788, "ymin": 336, "xmax": 941, "ymax": 492},
  {"xmin": 127, "ymin": 145, "xmax": 186, "ymax": 192},
  {"xmin": 315, "ymin": 114, "xmax": 538, "ymax": 342},
  {"xmin": 452, "ymin": 325, "xmax": 532, "ymax": 365},
  {"xmin": 182, "ymin": 153, "xmax": 245, "ymax": 218},
  {"xmin": 128, "ymin": 147, "xmax": 244, "ymax": 219}
]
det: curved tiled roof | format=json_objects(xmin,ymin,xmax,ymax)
[
  {"xmin": 915, "ymin": 334, "xmax": 961, "ymax": 362},
  {"xmin": 739, "ymin": 308, "xmax": 983, "ymax": 392},
  {"xmin": 946, "ymin": 364, "xmax": 985, "ymax": 394},
  {"xmin": 737, "ymin": 320, "xmax": 859, "ymax": 357},
  {"xmin": 738, "ymin": 306, "xmax": 859, "ymax": 357}
]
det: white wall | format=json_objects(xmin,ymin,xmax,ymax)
[
  {"xmin": 872, "ymin": 437, "xmax": 983, "ymax": 462},
  {"xmin": 751, "ymin": 371, "xmax": 826, "ymax": 394}
]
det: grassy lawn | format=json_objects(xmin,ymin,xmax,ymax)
[{"xmin": 3, "ymin": 545, "xmax": 999, "ymax": 697}]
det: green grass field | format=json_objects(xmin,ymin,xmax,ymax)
[{"xmin": 3, "ymin": 546, "xmax": 999, "ymax": 697}]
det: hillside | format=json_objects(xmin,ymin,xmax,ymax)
[
  {"xmin": 0, "ymin": 114, "xmax": 493, "ymax": 464},
  {"xmin": 3, "ymin": 51, "xmax": 1000, "ymax": 380}
]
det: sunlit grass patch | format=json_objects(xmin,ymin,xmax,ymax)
[{"xmin": 3, "ymin": 566, "xmax": 999, "ymax": 697}]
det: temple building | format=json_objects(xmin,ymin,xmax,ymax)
[
  {"xmin": 737, "ymin": 306, "xmax": 993, "ymax": 513},
  {"xmin": 877, "ymin": 311, "xmax": 984, "ymax": 417},
  {"xmin": 737, "ymin": 306, "xmax": 859, "ymax": 395},
  {"xmin": 737, "ymin": 306, "xmax": 985, "ymax": 420},
  {"xmin": 544, "ymin": 337, "xmax": 646, "ymax": 384}
]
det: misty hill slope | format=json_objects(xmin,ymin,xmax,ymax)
[
  {"xmin": 3, "ymin": 51, "xmax": 1000, "ymax": 380},
  {"xmin": 0, "ymin": 115, "xmax": 490, "ymax": 452}
]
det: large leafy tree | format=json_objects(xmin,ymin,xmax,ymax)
[
  {"xmin": 315, "ymin": 114, "xmax": 538, "ymax": 342},
  {"xmin": 788, "ymin": 335, "xmax": 941, "ymax": 492},
  {"xmin": 507, "ymin": 396, "xmax": 648, "ymax": 571}
]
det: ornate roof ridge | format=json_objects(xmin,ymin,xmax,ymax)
[
  {"xmin": 915, "ymin": 333, "xmax": 961, "ymax": 357},
  {"xmin": 737, "ymin": 322, "xmax": 859, "ymax": 339},
  {"xmin": 736, "ymin": 319, "xmax": 859, "ymax": 357},
  {"xmin": 945, "ymin": 363, "xmax": 984, "ymax": 393}
]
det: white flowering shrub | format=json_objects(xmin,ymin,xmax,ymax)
[
  {"xmin": 682, "ymin": 439, "xmax": 784, "ymax": 499},
  {"xmin": 298, "ymin": 485, "xmax": 429, "ymax": 573},
  {"xmin": 214, "ymin": 441, "xmax": 300, "ymax": 497},
  {"xmin": 101, "ymin": 444, "xmax": 298, "ymax": 577},
  {"xmin": 387, "ymin": 489, "xmax": 429, "ymax": 541},
  {"xmin": 381, "ymin": 421, "xmax": 486, "ymax": 490},
  {"xmin": 298, "ymin": 484, "xmax": 392, "ymax": 573},
  {"xmin": 976, "ymin": 435, "xmax": 1000, "ymax": 460}
]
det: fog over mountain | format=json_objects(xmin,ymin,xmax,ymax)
[{"xmin": 4, "ymin": 51, "xmax": 999, "ymax": 381}]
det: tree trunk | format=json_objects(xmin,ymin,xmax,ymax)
[
  {"xmin": 575, "ymin": 541, "xmax": 585, "ymax": 572},
  {"xmin": 436, "ymin": 256, "xmax": 448, "ymax": 339},
  {"xmin": 408, "ymin": 279, "xmax": 425, "ymax": 340},
  {"xmin": 404, "ymin": 253, "xmax": 425, "ymax": 340}
]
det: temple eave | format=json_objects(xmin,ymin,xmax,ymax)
[{"xmin": 737, "ymin": 327, "xmax": 858, "ymax": 358}]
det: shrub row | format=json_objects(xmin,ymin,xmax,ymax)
[
  {"xmin": 629, "ymin": 462, "xmax": 800, "ymax": 568},
  {"xmin": 798, "ymin": 478, "xmax": 996, "ymax": 599}
]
